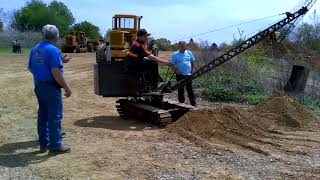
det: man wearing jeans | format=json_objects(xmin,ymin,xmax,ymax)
[
  {"xmin": 28, "ymin": 24, "xmax": 72, "ymax": 154},
  {"xmin": 171, "ymin": 41, "xmax": 197, "ymax": 106}
]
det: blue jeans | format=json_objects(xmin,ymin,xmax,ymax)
[{"xmin": 34, "ymin": 81, "xmax": 63, "ymax": 149}]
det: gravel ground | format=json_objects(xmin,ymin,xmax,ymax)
[{"xmin": 0, "ymin": 52, "xmax": 319, "ymax": 179}]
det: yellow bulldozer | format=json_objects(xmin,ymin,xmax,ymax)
[
  {"xmin": 96, "ymin": 14, "xmax": 145, "ymax": 62},
  {"xmin": 96, "ymin": 14, "xmax": 159, "ymax": 62},
  {"xmin": 62, "ymin": 31, "xmax": 101, "ymax": 53}
]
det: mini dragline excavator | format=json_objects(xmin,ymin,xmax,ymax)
[{"xmin": 94, "ymin": 1, "xmax": 317, "ymax": 126}]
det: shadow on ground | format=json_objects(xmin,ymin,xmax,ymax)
[
  {"xmin": 74, "ymin": 116, "xmax": 155, "ymax": 131},
  {"xmin": 0, "ymin": 140, "xmax": 51, "ymax": 167}
]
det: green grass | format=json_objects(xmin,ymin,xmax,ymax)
[
  {"xmin": 159, "ymin": 66, "xmax": 176, "ymax": 83},
  {"xmin": 0, "ymin": 47, "xmax": 13, "ymax": 53},
  {"xmin": 199, "ymin": 75, "xmax": 272, "ymax": 105},
  {"xmin": 160, "ymin": 64, "xmax": 272, "ymax": 105},
  {"xmin": 298, "ymin": 96, "xmax": 320, "ymax": 115},
  {"xmin": 0, "ymin": 47, "xmax": 31, "ymax": 54}
]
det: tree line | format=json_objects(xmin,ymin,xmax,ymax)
[
  {"xmin": 0, "ymin": 0, "xmax": 319, "ymax": 53},
  {"xmin": 0, "ymin": 0, "xmax": 101, "ymax": 39}
]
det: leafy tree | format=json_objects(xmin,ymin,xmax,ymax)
[
  {"xmin": 11, "ymin": 0, "xmax": 74, "ymax": 35},
  {"xmin": 0, "ymin": 20, "xmax": 3, "ymax": 32},
  {"xmin": 198, "ymin": 40, "xmax": 210, "ymax": 49},
  {"xmin": 48, "ymin": 1, "xmax": 74, "ymax": 25},
  {"xmin": 170, "ymin": 42, "xmax": 179, "ymax": 51},
  {"xmin": 211, "ymin": 43, "xmax": 218, "ymax": 50},
  {"xmin": 72, "ymin": 21, "xmax": 101, "ymax": 39},
  {"xmin": 287, "ymin": 10, "xmax": 320, "ymax": 52},
  {"xmin": 294, "ymin": 23, "xmax": 320, "ymax": 52},
  {"xmin": 0, "ymin": 8, "xmax": 4, "ymax": 31},
  {"xmin": 0, "ymin": 8, "xmax": 12, "ymax": 30},
  {"xmin": 296, "ymin": 23, "xmax": 315, "ymax": 44},
  {"xmin": 155, "ymin": 38, "xmax": 171, "ymax": 51},
  {"xmin": 104, "ymin": 28, "xmax": 112, "ymax": 41},
  {"xmin": 11, "ymin": 0, "xmax": 46, "ymax": 31},
  {"xmin": 218, "ymin": 42, "xmax": 231, "ymax": 51},
  {"xmin": 189, "ymin": 38, "xmax": 194, "ymax": 45},
  {"xmin": 48, "ymin": 0, "xmax": 75, "ymax": 34}
]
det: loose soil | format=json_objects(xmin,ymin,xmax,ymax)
[{"xmin": 167, "ymin": 94, "xmax": 320, "ymax": 159}]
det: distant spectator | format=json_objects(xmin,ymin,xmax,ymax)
[
  {"xmin": 12, "ymin": 40, "xmax": 17, "ymax": 53},
  {"xmin": 16, "ymin": 40, "xmax": 22, "ymax": 53},
  {"xmin": 148, "ymin": 40, "xmax": 159, "ymax": 56}
]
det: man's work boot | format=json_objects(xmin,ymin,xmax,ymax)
[
  {"xmin": 49, "ymin": 145, "xmax": 71, "ymax": 154},
  {"xmin": 190, "ymin": 101, "xmax": 197, "ymax": 107},
  {"xmin": 39, "ymin": 147, "xmax": 48, "ymax": 153}
]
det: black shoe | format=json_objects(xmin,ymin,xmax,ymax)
[
  {"xmin": 49, "ymin": 146, "xmax": 71, "ymax": 154},
  {"xmin": 39, "ymin": 147, "xmax": 48, "ymax": 153}
]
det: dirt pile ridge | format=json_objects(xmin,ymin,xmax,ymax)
[
  {"xmin": 167, "ymin": 93, "xmax": 320, "ymax": 156},
  {"xmin": 254, "ymin": 94, "xmax": 318, "ymax": 130}
]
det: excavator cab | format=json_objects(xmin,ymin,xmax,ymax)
[
  {"xmin": 107, "ymin": 15, "xmax": 143, "ymax": 59},
  {"xmin": 112, "ymin": 15, "xmax": 141, "ymax": 30},
  {"xmin": 77, "ymin": 32, "xmax": 87, "ymax": 45}
]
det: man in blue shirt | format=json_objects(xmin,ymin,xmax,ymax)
[
  {"xmin": 28, "ymin": 24, "xmax": 72, "ymax": 154},
  {"xmin": 171, "ymin": 41, "xmax": 197, "ymax": 106}
]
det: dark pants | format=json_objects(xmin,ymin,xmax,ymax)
[
  {"xmin": 34, "ymin": 81, "xmax": 63, "ymax": 150},
  {"xmin": 12, "ymin": 45, "xmax": 16, "ymax": 53},
  {"xmin": 16, "ymin": 45, "xmax": 21, "ymax": 53},
  {"xmin": 176, "ymin": 74, "xmax": 196, "ymax": 106}
]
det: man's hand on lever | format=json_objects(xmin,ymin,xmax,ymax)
[{"xmin": 146, "ymin": 54, "xmax": 172, "ymax": 67}]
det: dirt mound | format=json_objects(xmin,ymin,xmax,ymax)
[
  {"xmin": 167, "ymin": 94, "xmax": 320, "ymax": 155},
  {"xmin": 254, "ymin": 94, "xmax": 318, "ymax": 130}
]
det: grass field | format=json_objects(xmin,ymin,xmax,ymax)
[{"xmin": 0, "ymin": 47, "xmax": 31, "ymax": 54}]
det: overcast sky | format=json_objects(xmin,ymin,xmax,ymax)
[{"xmin": 2, "ymin": 0, "xmax": 320, "ymax": 44}]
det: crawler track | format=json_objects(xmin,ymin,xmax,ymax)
[{"xmin": 116, "ymin": 98, "xmax": 193, "ymax": 126}]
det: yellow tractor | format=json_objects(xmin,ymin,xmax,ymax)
[
  {"xmin": 62, "ymin": 31, "xmax": 101, "ymax": 53},
  {"xmin": 96, "ymin": 14, "xmax": 142, "ymax": 62}
]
